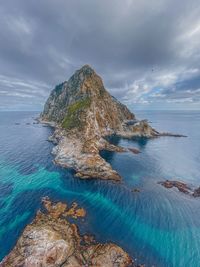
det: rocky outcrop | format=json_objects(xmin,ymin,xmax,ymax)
[
  {"xmin": 158, "ymin": 180, "xmax": 191, "ymax": 194},
  {"xmin": 193, "ymin": 187, "xmax": 200, "ymax": 197},
  {"xmin": 40, "ymin": 65, "xmax": 183, "ymax": 180},
  {"xmin": 158, "ymin": 180, "xmax": 200, "ymax": 197},
  {"xmin": 0, "ymin": 197, "xmax": 133, "ymax": 267}
]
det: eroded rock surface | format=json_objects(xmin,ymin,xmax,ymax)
[
  {"xmin": 158, "ymin": 180, "xmax": 191, "ymax": 194},
  {"xmin": 158, "ymin": 180, "xmax": 200, "ymax": 197},
  {"xmin": 40, "ymin": 65, "xmax": 183, "ymax": 180},
  {"xmin": 193, "ymin": 187, "xmax": 200, "ymax": 197},
  {"xmin": 0, "ymin": 197, "xmax": 133, "ymax": 267}
]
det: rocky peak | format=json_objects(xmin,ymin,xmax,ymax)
[
  {"xmin": 40, "ymin": 65, "xmax": 161, "ymax": 180},
  {"xmin": 41, "ymin": 65, "xmax": 134, "ymax": 136},
  {"xmin": 76, "ymin": 64, "xmax": 96, "ymax": 76},
  {"xmin": 68, "ymin": 64, "xmax": 106, "ymax": 99}
]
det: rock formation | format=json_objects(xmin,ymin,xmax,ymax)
[
  {"xmin": 40, "ymin": 65, "xmax": 182, "ymax": 180},
  {"xmin": 0, "ymin": 197, "xmax": 133, "ymax": 267},
  {"xmin": 158, "ymin": 180, "xmax": 191, "ymax": 194},
  {"xmin": 193, "ymin": 187, "xmax": 200, "ymax": 197},
  {"xmin": 158, "ymin": 180, "xmax": 200, "ymax": 197}
]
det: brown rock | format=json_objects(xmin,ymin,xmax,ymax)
[
  {"xmin": 64, "ymin": 202, "xmax": 86, "ymax": 219},
  {"xmin": 128, "ymin": 148, "xmax": 141, "ymax": 154},
  {"xmin": 159, "ymin": 180, "xmax": 200, "ymax": 199},
  {"xmin": 0, "ymin": 198, "xmax": 133, "ymax": 267},
  {"xmin": 75, "ymin": 208, "xmax": 86, "ymax": 218},
  {"xmin": 193, "ymin": 187, "xmax": 200, "ymax": 197},
  {"xmin": 82, "ymin": 234, "xmax": 96, "ymax": 245},
  {"xmin": 40, "ymin": 65, "xmax": 169, "ymax": 181},
  {"xmin": 42, "ymin": 196, "xmax": 67, "ymax": 218},
  {"xmin": 85, "ymin": 243, "xmax": 133, "ymax": 267},
  {"xmin": 132, "ymin": 188, "xmax": 140, "ymax": 193},
  {"xmin": 158, "ymin": 180, "xmax": 191, "ymax": 194}
]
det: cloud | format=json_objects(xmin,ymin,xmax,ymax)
[
  {"xmin": 0, "ymin": 0, "xmax": 200, "ymax": 110},
  {"xmin": 0, "ymin": 74, "xmax": 49, "ymax": 110}
]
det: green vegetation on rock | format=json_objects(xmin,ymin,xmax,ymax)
[{"xmin": 62, "ymin": 97, "xmax": 91, "ymax": 130}]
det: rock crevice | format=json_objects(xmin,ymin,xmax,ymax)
[{"xmin": 0, "ymin": 198, "xmax": 133, "ymax": 267}]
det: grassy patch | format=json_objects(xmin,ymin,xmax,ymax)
[{"xmin": 62, "ymin": 97, "xmax": 91, "ymax": 130}]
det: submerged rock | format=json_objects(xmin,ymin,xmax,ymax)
[
  {"xmin": 40, "ymin": 65, "xmax": 184, "ymax": 181},
  {"xmin": 158, "ymin": 180, "xmax": 191, "ymax": 194},
  {"xmin": 0, "ymin": 197, "xmax": 133, "ymax": 267},
  {"xmin": 193, "ymin": 187, "xmax": 200, "ymax": 197},
  {"xmin": 158, "ymin": 180, "xmax": 200, "ymax": 198},
  {"xmin": 131, "ymin": 188, "xmax": 140, "ymax": 193},
  {"xmin": 128, "ymin": 148, "xmax": 141, "ymax": 154}
]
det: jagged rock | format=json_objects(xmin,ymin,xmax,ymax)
[
  {"xmin": 128, "ymin": 148, "xmax": 141, "ymax": 154},
  {"xmin": 82, "ymin": 234, "xmax": 96, "ymax": 245},
  {"xmin": 0, "ymin": 198, "xmax": 133, "ymax": 267},
  {"xmin": 158, "ymin": 180, "xmax": 191, "ymax": 194},
  {"xmin": 193, "ymin": 187, "xmax": 200, "ymax": 197},
  {"xmin": 40, "ymin": 65, "xmax": 181, "ymax": 180},
  {"xmin": 63, "ymin": 202, "xmax": 86, "ymax": 219},
  {"xmin": 41, "ymin": 65, "xmax": 135, "ymax": 134},
  {"xmin": 131, "ymin": 188, "xmax": 140, "ymax": 193},
  {"xmin": 158, "ymin": 180, "xmax": 200, "ymax": 198}
]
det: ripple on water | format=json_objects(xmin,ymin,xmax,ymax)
[{"xmin": 0, "ymin": 111, "xmax": 200, "ymax": 267}]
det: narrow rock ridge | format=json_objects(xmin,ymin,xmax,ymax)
[
  {"xmin": 158, "ymin": 180, "xmax": 200, "ymax": 197},
  {"xmin": 40, "ymin": 65, "xmax": 184, "ymax": 180},
  {"xmin": 0, "ymin": 197, "xmax": 134, "ymax": 267}
]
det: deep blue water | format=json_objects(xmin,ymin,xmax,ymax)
[{"xmin": 0, "ymin": 110, "xmax": 200, "ymax": 266}]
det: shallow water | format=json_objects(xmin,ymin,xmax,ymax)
[{"xmin": 0, "ymin": 110, "xmax": 200, "ymax": 266}]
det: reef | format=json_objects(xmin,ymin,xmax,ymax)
[{"xmin": 158, "ymin": 180, "xmax": 200, "ymax": 197}]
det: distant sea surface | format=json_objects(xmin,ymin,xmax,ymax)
[{"xmin": 0, "ymin": 110, "xmax": 200, "ymax": 267}]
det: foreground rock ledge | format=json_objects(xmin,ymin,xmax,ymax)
[
  {"xmin": 0, "ymin": 198, "xmax": 134, "ymax": 267},
  {"xmin": 40, "ymin": 65, "xmax": 184, "ymax": 181}
]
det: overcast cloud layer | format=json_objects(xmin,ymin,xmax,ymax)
[{"xmin": 0, "ymin": 0, "xmax": 200, "ymax": 111}]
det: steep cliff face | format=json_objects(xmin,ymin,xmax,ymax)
[
  {"xmin": 41, "ymin": 65, "xmax": 137, "ymax": 139},
  {"xmin": 40, "ymin": 65, "xmax": 159, "ymax": 180}
]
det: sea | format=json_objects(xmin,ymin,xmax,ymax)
[{"xmin": 0, "ymin": 110, "xmax": 200, "ymax": 267}]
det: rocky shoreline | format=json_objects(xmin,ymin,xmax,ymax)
[
  {"xmin": 0, "ymin": 197, "xmax": 135, "ymax": 267},
  {"xmin": 39, "ymin": 120, "xmax": 147, "ymax": 181},
  {"xmin": 41, "ymin": 118, "xmax": 185, "ymax": 181},
  {"xmin": 1, "ymin": 65, "xmax": 188, "ymax": 267}
]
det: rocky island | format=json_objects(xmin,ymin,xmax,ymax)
[
  {"xmin": 0, "ymin": 197, "xmax": 133, "ymax": 267},
  {"xmin": 0, "ymin": 66, "xmax": 186, "ymax": 267},
  {"xmin": 40, "ymin": 65, "xmax": 179, "ymax": 181}
]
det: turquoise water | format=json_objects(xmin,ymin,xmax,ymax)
[{"xmin": 0, "ymin": 111, "xmax": 200, "ymax": 266}]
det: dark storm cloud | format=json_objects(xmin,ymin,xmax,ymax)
[{"xmin": 0, "ymin": 0, "xmax": 200, "ymax": 110}]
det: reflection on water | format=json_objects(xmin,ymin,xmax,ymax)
[{"xmin": 0, "ymin": 111, "xmax": 200, "ymax": 267}]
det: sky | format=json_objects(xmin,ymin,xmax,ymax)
[{"xmin": 0, "ymin": 0, "xmax": 200, "ymax": 111}]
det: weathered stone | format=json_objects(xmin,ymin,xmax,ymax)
[
  {"xmin": 0, "ymin": 198, "xmax": 133, "ymax": 267},
  {"xmin": 158, "ymin": 180, "xmax": 200, "ymax": 198},
  {"xmin": 193, "ymin": 187, "xmax": 200, "ymax": 197},
  {"xmin": 158, "ymin": 180, "xmax": 191, "ymax": 194},
  {"xmin": 132, "ymin": 188, "xmax": 140, "ymax": 193},
  {"xmin": 128, "ymin": 148, "xmax": 141, "ymax": 154},
  {"xmin": 40, "ymin": 65, "xmax": 183, "ymax": 181}
]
